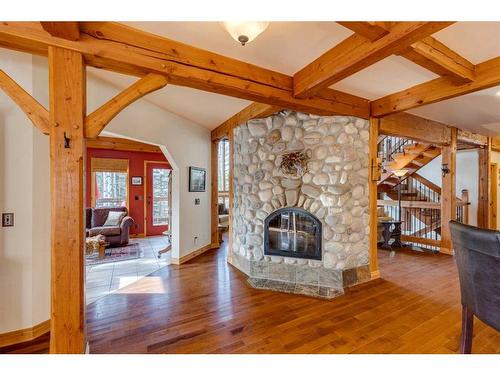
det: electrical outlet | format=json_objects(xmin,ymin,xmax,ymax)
[{"xmin": 2, "ymin": 213, "xmax": 14, "ymax": 227}]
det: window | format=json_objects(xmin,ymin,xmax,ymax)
[
  {"xmin": 94, "ymin": 172, "xmax": 127, "ymax": 208},
  {"xmin": 152, "ymin": 168, "xmax": 169, "ymax": 226},
  {"xmin": 91, "ymin": 158, "xmax": 129, "ymax": 208},
  {"xmin": 218, "ymin": 139, "xmax": 230, "ymax": 192}
]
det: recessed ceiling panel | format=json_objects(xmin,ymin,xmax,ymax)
[{"xmin": 433, "ymin": 22, "xmax": 500, "ymax": 64}]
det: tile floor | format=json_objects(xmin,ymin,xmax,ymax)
[{"xmin": 86, "ymin": 236, "xmax": 170, "ymax": 304}]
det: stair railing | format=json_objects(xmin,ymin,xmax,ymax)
[{"xmin": 378, "ymin": 135, "xmax": 416, "ymax": 164}]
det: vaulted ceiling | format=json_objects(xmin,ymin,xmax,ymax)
[{"xmin": 88, "ymin": 21, "xmax": 500, "ymax": 135}]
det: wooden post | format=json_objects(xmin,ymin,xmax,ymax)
[
  {"xmin": 227, "ymin": 131, "xmax": 234, "ymax": 263},
  {"xmin": 477, "ymin": 139, "xmax": 491, "ymax": 228},
  {"xmin": 440, "ymin": 127, "xmax": 457, "ymax": 255},
  {"xmin": 211, "ymin": 139, "xmax": 220, "ymax": 247},
  {"xmin": 490, "ymin": 163, "xmax": 498, "ymax": 229},
  {"xmin": 48, "ymin": 46, "xmax": 86, "ymax": 353},
  {"xmin": 369, "ymin": 118, "xmax": 380, "ymax": 279},
  {"xmin": 461, "ymin": 189, "xmax": 469, "ymax": 225}
]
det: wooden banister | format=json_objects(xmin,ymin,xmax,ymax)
[{"xmin": 461, "ymin": 189, "xmax": 470, "ymax": 224}]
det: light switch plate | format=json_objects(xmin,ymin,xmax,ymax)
[
  {"xmin": 2, "ymin": 213, "xmax": 14, "ymax": 227},
  {"xmin": 194, "ymin": 198, "xmax": 200, "ymax": 205}
]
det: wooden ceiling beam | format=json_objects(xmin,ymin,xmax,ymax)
[
  {"xmin": 371, "ymin": 56, "xmax": 500, "ymax": 117},
  {"xmin": 41, "ymin": 22, "xmax": 80, "ymax": 41},
  {"xmin": 338, "ymin": 22, "xmax": 475, "ymax": 85},
  {"xmin": 0, "ymin": 69, "xmax": 50, "ymax": 134},
  {"xmin": 84, "ymin": 73, "xmax": 169, "ymax": 138},
  {"xmin": 86, "ymin": 136, "xmax": 163, "ymax": 153},
  {"xmin": 211, "ymin": 103, "xmax": 282, "ymax": 141},
  {"xmin": 0, "ymin": 22, "xmax": 370, "ymax": 118},
  {"xmin": 293, "ymin": 22, "xmax": 453, "ymax": 98}
]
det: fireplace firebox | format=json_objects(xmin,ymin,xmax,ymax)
[{"xmin": 264, "ymin": 207, "xmax": 322, "ymax": 260}]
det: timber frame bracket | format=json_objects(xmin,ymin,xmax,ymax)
[{"xmin": 84, "ymin": 73, "xmax": 169, "ymax": 138}]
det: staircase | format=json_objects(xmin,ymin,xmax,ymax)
[
  {"xmin": 378, "ymin": 136, "xmax": 441, "ymax": 192},
  {"xmin": 377, "ymin": 136, "xmax": 469, "ymax": 251}
]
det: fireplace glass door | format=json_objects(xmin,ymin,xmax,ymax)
[{"xmin": 264, "ymin": 208, "xmax": 322, "ymax": 260}]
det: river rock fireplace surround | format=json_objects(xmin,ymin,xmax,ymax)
[{"xmin": 229, "ymin": 110, "xmax": 371, "ymax": 299}]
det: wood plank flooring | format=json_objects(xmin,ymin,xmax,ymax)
[
  {"xmin": 2, "ymin": 239, "xmax": 499, "ymax": 354},
  {"xmin": 85, "ymin": 240, "xmax": 499, "ymax": 354}
]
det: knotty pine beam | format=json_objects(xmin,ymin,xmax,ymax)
[
  {"xmin": 48, "ymin": 46, "xmax": 86, "ymax": 354},
  {"xmin": 440, "ymin": 127, "xmax": 457, "ymax": 255},
  {"xmin": 371, "ymin": 56, "xmax": 500, "ymax": 117},
  {"xmin": 293, "ymin": 22, "xmax": 453, "ymax": 98},
  {"xmin": 368, "ymin": 117, "xmax": 380, "ymax": 279},
  {"xmin": 399, "ymin": 37, "xmax": 476, "ymax": 84},
  {"xmin": 211, "ymin": 102, "xmax": 282, "ymax": 141},
  {"xmin": 478, "ymin": 138, "xmax": 492, "ymax": 229},
  {"xmin": 0, "ymin": 69, "xmax": 50, "ymax": 134},
  {"xmin": 379, "ymin": 112, "xmax": 452, "ymax": 145},
  {"xmin": 84, "ymin": 73, "xmax": 168, "ymax": 138},
  {"xmin": 41, "ymin": 22, "xmax": 80, "ymax": 41},
  {"xmin": 0, "ymin": 22, "xmax": 369, "ymax": 118},
  {"xmin": 338, "ymin": 22, "xmax": 475, "ymax": 84}
]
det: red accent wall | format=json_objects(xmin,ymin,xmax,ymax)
[{"xmin": 86, "ymin": 148, "xmax": 170, "ymax": 235}]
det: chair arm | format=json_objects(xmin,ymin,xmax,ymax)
[{"xmin": 120, "ymin": 216, "xmax": 134, "ymax": 230}]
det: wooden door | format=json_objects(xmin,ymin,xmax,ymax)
[
  {"xmin": 490, "ymin": 163, "xmax": 498, "ymax": 229},
  {"xmin": 145, "ymin": 162, "xmax": 171, "ymax": 236}
]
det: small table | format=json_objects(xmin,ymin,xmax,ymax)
[
  {"xmin": 379, "ymin": 221, "xmax": 404, "ymax": 249},
  {"xmin": 86, "ymin": 235, "xmax": 109, "ymax": 259}
]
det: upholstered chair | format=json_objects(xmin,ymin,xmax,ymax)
[{"xmin": 449, "ymin": 221, "xmax": 500, "ymax": 354}]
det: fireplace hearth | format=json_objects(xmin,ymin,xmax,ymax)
[{"xmin": 264, "ymin": 207, "xmax": 322, "ymax": 260}]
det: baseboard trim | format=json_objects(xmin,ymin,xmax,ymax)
[
  {"xmin": 440, "ymin": 247, "xmax": 454, "ymax": 255},
  {"xmin": 130, "ymin": 233, "xmax": 145, "ymax": 238},
  {"xmin": 0, "ymin": 319, "xmax": 50, "ymax": 348},
  {"xmin": 370, "ymin": 270, "xmax": 381, "ymax": 280},
  {"xmin": 171, "ymin": 243, "xmax": 218, "ymax": 265}
]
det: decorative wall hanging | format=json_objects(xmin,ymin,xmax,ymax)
[
  {"xmin": 189, "ymin": 167, "xmax": 206, "ymax": 192},
  {"xmin": 280, "ymin": 150, "xmax": 311, "ymax": 177}
]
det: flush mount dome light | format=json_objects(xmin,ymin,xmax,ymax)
[
  {"xmin": 392, "ymin": 169, "xmax": 409, "ymax": 178},
  {"xmin": 221, "ymin": 22, "xmax": 269, "ymax": 46}
]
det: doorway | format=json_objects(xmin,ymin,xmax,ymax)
[{"xmin": 145, "ymin": 161, "xmax": 171, "ymax": 236}]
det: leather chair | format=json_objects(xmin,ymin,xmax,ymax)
[{"xmin": 449, "ymin": 221, "xmax": 500, "ymax": 353}]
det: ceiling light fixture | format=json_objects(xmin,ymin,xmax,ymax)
[
  {"xmin": 496, "ymin": 90, "xmax": 500, "ymax": 97},
  {"xmin": 221, "ymin": 22, "xmax": 269, "ymax": 46}
]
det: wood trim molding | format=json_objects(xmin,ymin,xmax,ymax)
[
  {"xmin": 86, "ymin": 136, "xmax": 162, "ymax": 153},
  {"xmin": 84, "ymin": 73, "xmax": 168, "ymax": 138},
  {"xmin": 0, "ymin": 69, "xmax": 50, "ymax": 135},
  {"xmin": 0, "ymin": 319, "xmax": 50, "ymax": 348},
  {"xmin": 171, "ymin": 243, "xmax": 217, "ymax": 265}
]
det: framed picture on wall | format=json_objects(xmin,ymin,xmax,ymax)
[
  {"xmin": 131, "ymin": 176, "xmax": 143, "ymax": 186},
  {"xmin": 189, "ymin": 167, "xmax": 206, "ymax": 192}
]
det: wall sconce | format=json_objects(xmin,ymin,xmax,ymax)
[{"xmin": 441, "ymin": 163, "xmax": 450, "ymax": 177}]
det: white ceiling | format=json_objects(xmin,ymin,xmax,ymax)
[{"xmin": 89, "ymin": 21, "xmax": 500, "ymax": 135}]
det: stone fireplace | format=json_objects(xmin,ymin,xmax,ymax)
[{"xmin": 229, "ymin": 110, "xmax": 371, "ymax": 299}]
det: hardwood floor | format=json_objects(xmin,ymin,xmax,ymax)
[
  {"xmin": 2, "ymin": 239, "xmax": 499, "ymax": 354},
  {"xmin": 84, "ymin": 240, "xmax": 499, "ymax": 354}
]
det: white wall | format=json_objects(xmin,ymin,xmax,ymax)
[
  {"xmin": 0, "ymin": 50, "xmax": 51, "ymax": 333},
  {"xmin": 85, "ymin": 73, "xmax": 212, "ymax": 259},
  {"xmin": 491, "ymin": 151, "xmax": 500, "ymax": 230},
  {"xmin": 418, "ymin": 149, "xmax": 479, "ymax": 226}
]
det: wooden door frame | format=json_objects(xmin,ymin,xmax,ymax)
[
  {"xmin": 490, "ymin": 162, "xmax": 498, "ymax": 229},
  {"xmin": 143, "ymin": 160, "xmax": 171, "ymax": 237}
]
